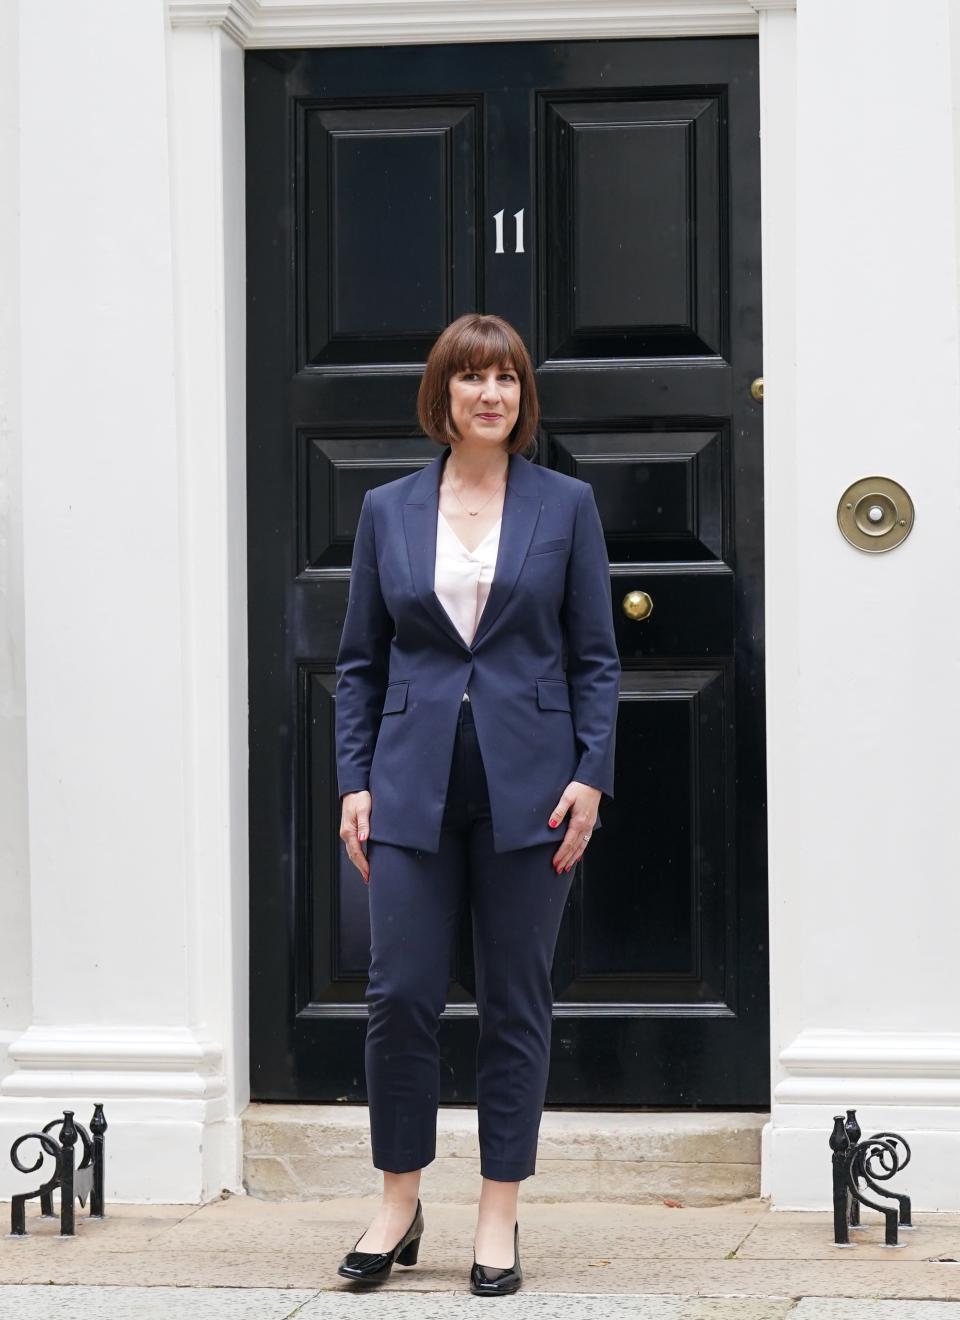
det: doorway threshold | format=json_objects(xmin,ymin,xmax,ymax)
[{"xmin": 242, "ymin": 1105, "xmax": 768, "ymax": 1205}]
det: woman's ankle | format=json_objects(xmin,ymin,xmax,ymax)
[{"xmin": 382, "ymin": 1171, "xmax": 422, "ymax": 1209}]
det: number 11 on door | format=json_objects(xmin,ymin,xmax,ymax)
[{"xmin": 493, "ymin": 208, "xmax": 525, "ymax": 254}]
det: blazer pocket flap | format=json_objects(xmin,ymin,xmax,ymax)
[
  {"xmin": 381, "ymin": 680, "xmax": 409, "ymax": 715},
  {"xmin": 528, "ymin": 537, "xmax": 570, "ymax": 556},
  {"xmin": 537, "ymin": 678, "xmax": 572, "ymax": 712}
]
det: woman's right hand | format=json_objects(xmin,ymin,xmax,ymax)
[{"xmin": 340, "ymin": 790, "xmax": 372, "ymax": 884}]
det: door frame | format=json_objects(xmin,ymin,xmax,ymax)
[{"xmin": 165, "ymin": 0, "xmax": 795, "ymax": 1177}]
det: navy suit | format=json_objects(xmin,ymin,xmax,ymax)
[
  {"xmin": 335, "ymin": 445, "xmax": 620, "ymax": 1181},
  {"xmin": 335, "ymin": 446, "xmax": 620, "ymax": 852}
]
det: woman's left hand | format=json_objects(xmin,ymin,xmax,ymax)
[{"xmin": 548, "ymin": 781, "xmax": 602, "ymax": 873}]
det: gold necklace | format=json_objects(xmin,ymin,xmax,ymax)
[{"xmin": 443, "ymin": 464, "xmax": 507, "ymax": 516}]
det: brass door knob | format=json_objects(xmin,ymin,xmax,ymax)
[
  {"xmin": 622, "ymin": 589, "xmax": 653, "ymax": 621},
  {"xmin": 750, "ymin": 377, "xmax": 764, "ymax": 402}
]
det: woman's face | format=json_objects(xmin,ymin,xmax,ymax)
[{"xmin": 447, "ymin": 361, "xmax": 521, "ymax": 451}]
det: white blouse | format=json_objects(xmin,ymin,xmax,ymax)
[{"xmin": 434, "ymin": 508, "xmax": 502, "ymax": 698}]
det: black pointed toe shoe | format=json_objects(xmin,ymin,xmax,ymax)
[
  {"xmin": 337, "ymin": 1198, "xmax": 424, "ymax": 1284},
  {"xmin": 470, "ymin": 1220, "xmax": 523, "ymax": 1296}
]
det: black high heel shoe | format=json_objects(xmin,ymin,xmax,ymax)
[
  {"xmin": 337, "ymin": 1198, "xmax": 424, "ymax": 1284},
  {"xmin": 470, "ymin": 1220, "xmax": 523, "ymax": 1296}
]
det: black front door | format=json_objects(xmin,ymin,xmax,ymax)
[{"xmin": 247, "ymin": 36, "xmax": 767, "ymax": 1107}]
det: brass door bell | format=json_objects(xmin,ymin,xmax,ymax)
[{"xmin": 837, "ymin": 476, "xmax": 913, "ymax": 553}]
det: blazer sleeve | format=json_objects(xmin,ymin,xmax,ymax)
[
  {"xmin": 335, "ymin": 489, "xmax": 394, "ymax": 798},
  {"xmin": 560, "ymin": 481, "xmax": 621, "ymax": 799}
]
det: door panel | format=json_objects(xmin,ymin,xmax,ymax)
[
  {"xmin": 542, "ymin": 95, "xmax": 722, "ymax": 357},
  {"xmin": 247, "ymin": 36, "xmax": 768, "ymax": 1107},
  {"xmin": 302, "ymin": 102, "xmax": 481, "ymax": 365}
]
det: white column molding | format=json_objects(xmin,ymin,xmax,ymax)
[
  {"xmin": 168, "ymin": 0, "xmax": 766, "ymax": 46},
  {"xmin": 761, "ymin": 0, "xmax": 960, "ymax": 1210},
  {"xmin": 754, "ymin": 0, "xmax": 800, "ymax": 1211},
  {"xmin": 2, "ymin": 1027, "xmax": 227, "ymax": 1108},
  {"xmin": 1, "ymin": 1027, "xmax": 231, "ymax": 1203},
  {"xmin": 0, "ymin": 0, "xmax": 31, "ymax": 1096},
  {"xmin": 776, "ymin": 1031, "xmax": 960, "ymax": 1107},
  {"xmin": 164, "ymin": 17, "xmax": 251, "ymax": 1191},
  {"xmin": 0, "ymin": 0, "xmax": 246, "ymax": 1205},
  {"xmin": 765, "ymin": 1031, "xmax": 960, "ymax": 1211}
]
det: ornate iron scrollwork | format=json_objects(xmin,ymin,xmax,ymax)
[
  {"xmin": 9, "ymin": 1104, "xmax": 107, "ymax": 1236},
  {"xmin": 830, "ymin": 1108, "xmax": 912, "ymax": 1247}
]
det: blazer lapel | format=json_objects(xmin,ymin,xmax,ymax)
[{"xmin": 403, "ymin": 447, "xmax": 543, "ymax": 652}]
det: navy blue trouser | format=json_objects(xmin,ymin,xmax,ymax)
[{"xmin": 363, "ymin": 696, "xmax": 575, "ymax": 1182}]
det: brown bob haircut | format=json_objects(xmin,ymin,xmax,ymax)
[{"xmin": 416, "ymin": 313, "xmax": 540, "ymax": 456}]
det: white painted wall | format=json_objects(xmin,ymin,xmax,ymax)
[
  {"xmin": 19, "ymin": 0, "xmax": 188, "ymax": 1029},
  {"xmin": 762, "ymin": 0, "xmax": 960, "ymax": 1208},
  {"xmin": 0, "ymin": 0, "xmax": 247, "ymax": 1202},
  {"xmin": 793, "ymin": 2, "xmax": 960, "ymax": 1033},
  {"xmin": 0, "ymin": 0, "xmax": 32, "ymax": 1087}
]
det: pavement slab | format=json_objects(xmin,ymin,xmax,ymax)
[
  {"xmin": 5, "ymin": 1290, "xmax": 960, "ymax": 1320},
  {"xmin": 0, "ymin": 1285, "xmax": 315, "ymax": 1319},
  {"xmin": 0, "ymin": 1194, "xmax": 958, "ymax": 1303},
  {"xmin": 793, "ymin": 1305, "xmax": 960, "ymax": 1320}
]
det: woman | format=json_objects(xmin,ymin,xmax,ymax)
[{"xmin": 334, "ymin": 313, "xmax": 620, "ymax": 1295}]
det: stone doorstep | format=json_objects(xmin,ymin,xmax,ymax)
[{"xmin": 242, "ymin": 1105, "xmax": 768, "ymax": 1205}]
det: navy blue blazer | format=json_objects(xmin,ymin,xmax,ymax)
[{"xmin": 335, "ymin": 447, "xmax": 621, "ymax": 854}]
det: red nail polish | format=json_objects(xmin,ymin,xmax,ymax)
[{"xmin": 549, "ymin": 819, "xmax": 557, "ymax": 827}]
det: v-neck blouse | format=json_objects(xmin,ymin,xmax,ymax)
[{"xmin": 434, "ymin": 509, "xmax": 502, "ymax": 695}]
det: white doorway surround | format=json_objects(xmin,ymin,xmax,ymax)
[{"xmin": 4, "ymin": 0, "xmax": 960, "ymax": 1209}]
